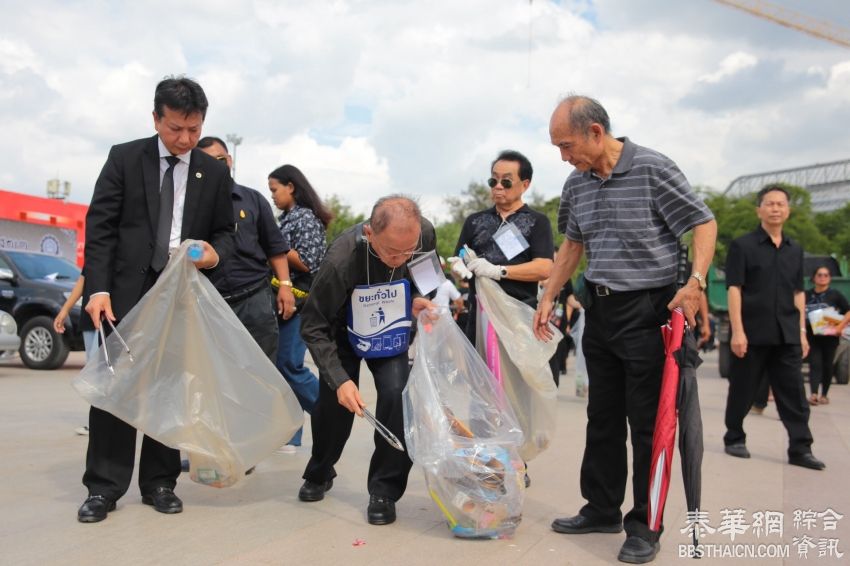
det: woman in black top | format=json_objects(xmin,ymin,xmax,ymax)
[{"xmin": 805, "ymin": 266, "xmax": 850, "ymax": 405}]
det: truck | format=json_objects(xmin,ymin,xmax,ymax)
[{"xmin": 708, "ymin": 256, "xmax": 850, "ymax": 385}]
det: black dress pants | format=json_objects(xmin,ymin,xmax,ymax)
[
  {"xmin": 84, "ymin": 408, "xmax": 181, "ymax": 500},
  {"xmin": 303, "ymin": 343, "xmax": 412, "ymax": 501},
  {"xmin": 579, "ymin": 284, "xmax": 675, "ymax": 542},
  {"xmin": 83, "ymin": 268, "xmax": 181, "ymax": 500},
  {"xmin": 228, "ymin": 284, "xmax": 279, "ymax": 363},
  {"xmin": 808, "ymin": 335, "xmax": 838, "ymax": 397},
  {"xmin": 724, "ymin": 344, "xmax": 813, "ymax": 457}
]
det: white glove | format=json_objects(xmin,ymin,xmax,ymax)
[
  {"xmin": 467, "ymin": 257, "xmax": 503, "ymax": 280},
  {"xmin": 448, "ymin": 256, "xmax": 473, "ymax": 280}
]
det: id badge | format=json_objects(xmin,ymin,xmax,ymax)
[
  {"xmin": 493, "ymin": 222, "xmax": 529, "ymax": 261},
  {"xmin": 407, "ymin": 249, "xmax": 446, "ymax": 295}
]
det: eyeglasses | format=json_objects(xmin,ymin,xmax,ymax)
[
  {"xmin": 815, "ymin": 272, "xmax": 831, "ymax": 277},
  {"xmin": 214, "ymin": 155, "xmax": 228, "ymax": 161},
  {"xmin": 369, "ymin": 241, "xmax": 424, "ymax": 261},
  {"xmin": 367, "ymin": 234, "xmax": 425, "ymax": 261},
  {"xmin": 487, "ymin": 177, "xmax": 513, "ymax": 190}
]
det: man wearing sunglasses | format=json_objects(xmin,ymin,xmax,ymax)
[
  {"xmin": 197, "ymin": 136, "xmax": 295, "ymax": 362},
  {"xmin": 452, "ymin": 150, "xmax": 554, "ymax": 340},
  {"xmin": 297, "ymin": 195, "xmax": 437, "ymax": 526}
]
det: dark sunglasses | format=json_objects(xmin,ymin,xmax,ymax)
[{"xmin": 487, "ymin": 177, "xmax": 513, "ymax": 189}]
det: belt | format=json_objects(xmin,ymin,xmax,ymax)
[
  {"xmin": 589, "ymin": 282, "xmax": 674, "ymax": 297},
  {"xmin": 221, "ymin": 279, "xmax": 267, "ymax": 304}
]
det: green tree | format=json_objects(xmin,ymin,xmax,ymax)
[
  {"xmin": 815, "ymin": 202, "xmax": 850, "ymax": 259},
  {"xmin": 435, "ymin": 221, "xmax": 461, "ymax": 263},
  {"xmin": 704, "ymin": 183, "xmax": 830, "ymax": 267},
  {"xmin": 444, "ymin": 181, "xmax": 491, "ymax": 224},
  {"xmin": 325, "ymin": 195, "xmax": 366, "ymax": 244}
]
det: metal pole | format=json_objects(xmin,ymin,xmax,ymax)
[{"xmin": 225, "ymin": 134, "xmax": 243, "ymax": 181}]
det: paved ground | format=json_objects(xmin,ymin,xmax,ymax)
[{"xmin": 0, "ymin": 348, "xmax": 848, "ymax": 566}]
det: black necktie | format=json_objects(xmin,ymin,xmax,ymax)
[{"xmin": 151, "ymin": 156, "xmax": 180, "ymax": 271}]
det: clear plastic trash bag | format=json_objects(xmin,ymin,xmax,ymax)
[
  {"xmin": 571, "ymin": 311, "xmax": 588, "ymax": 397},
  {"xmin": 403, "ymin": 309, "xmax": 525, "ymax": 539},
  {"xmin": 72, "ymin": 241, "xmax": 303, "ymax": 488},
  {"xmin": 474, "ymin": 276, "xmax": 560, "ymax": 461}
]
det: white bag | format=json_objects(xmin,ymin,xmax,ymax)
[
  {"xmin": 474, "ymin": 276, "xmax": 560, "ymax": 461},
  {"xmin": 73, "ymin": 241, "xmax": 303, "ymax": 487},
  {"xmin": 403, "ymin": 309, "xmax": 525, "ymax": 539}
]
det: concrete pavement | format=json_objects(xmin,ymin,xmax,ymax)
[{"xmin": 0, "ymin": 348, "xmax": 847, "ymax": 565}]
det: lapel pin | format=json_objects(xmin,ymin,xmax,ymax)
[{"xmin": 195, "ymin": 171, "xmax": 203, "ymax": 179}]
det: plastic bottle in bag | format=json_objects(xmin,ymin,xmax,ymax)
[{"xmin": 187, "ymin": 452, "xmax": 240, "ymax": 488}]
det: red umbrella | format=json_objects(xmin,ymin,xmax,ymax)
[
  {"xmin": 648, "ymin": 307, "xmax": 685, "ymax": 532},
  {"xmin": 648, "ymin": 307, "xmax": 704, "ymax": 547}
]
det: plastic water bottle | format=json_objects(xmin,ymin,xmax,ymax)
[{"xmin": 187, "ymin": 242, "xmax": 203, "ymax": 262}]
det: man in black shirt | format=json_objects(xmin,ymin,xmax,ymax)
[
  {"xmin": 297, "ymin": 196, "xmax": 437, "ymax": 525},
  {"xmin": 723, "ymin": 184, "xmax": 824, "ymax": 470},
  {"xmin": 198, "ymin": 137, "xmax": 295, "ymax": 361},
  {"xmin": 452, "ymin": 150, "xmax": 554, "ymax": 339}
]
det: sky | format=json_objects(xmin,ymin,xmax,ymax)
[{"xmin": 1, "ymin": 0, "xmax": 849, "ymax": 221}]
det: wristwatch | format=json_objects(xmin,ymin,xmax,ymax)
[
  {"xmin": 690, "ymin": 272, "xmax": 707, "ymax": 291},
  {"xmin": 500, "ymin": 266, "xmax": 508, "ymax": 278},
  {"xmin": 279, "ymin": 279, "xmax": 293, "ymax": 288}
]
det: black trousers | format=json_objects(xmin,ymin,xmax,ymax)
[
  {"xmin": 227, "ymin": 284, "xmax": 279, "ymax": 363},
  {"xmin": 303, "ymin": 345, "xmax": 412, "ymax": 501},
  {"xmin": 579, "ymin": 284, "xmax": 675, "ymax": 542},
  {"xmin": 808, "ymin": 335, "xmax": 839, "ymax": 397},
  {"xmin": 752, "ymin": 372, "xmax": 770, "ymax": 409},
  {"xmin": 724, "ymin": 344, "xmax": 813, "ymax": 457},
  {"xmin": 83, "ymin": 269, "xmax": 180, "ymax": 500}
]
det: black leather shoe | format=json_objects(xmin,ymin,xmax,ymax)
[
  {"xmin": 298, "ymin": 479, "xmax": 333, "ymax": 502},
  {"xmin": 725, "ymin": 443, "xmax": 751, "ymax": 459},
  {"xmin": 551, "ymin": 514, "xmax": 623, "ymax": 534},
  {"xmin": 141, "ymin": 487, "xmax": 183, "ymax": 514},
  {"xmin": 367, "ymin": 495, "xmax": 396, "ymax": 525},
  {"xmin": 618, "ymin": 536, "xmax": 660, "ymax": 564},
  {"xmin": 789, "ymin": 453, "xmax": 825, "ymax": 470},
  {"xmin": 77, "ymin": 495, "xmax": 116, "ymax": 523}
]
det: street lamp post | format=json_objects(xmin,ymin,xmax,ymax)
[{"xmin": 226, "ymin": 134, "xmax": 243, "ymax": 181}]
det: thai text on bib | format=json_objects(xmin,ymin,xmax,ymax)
[{"xmin": 347, "ymin": 279, "xmax": 412, "ymax": 358}]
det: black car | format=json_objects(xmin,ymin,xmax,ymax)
[{"xmin": 0, "ymin": 250, "xmax": 85, "ymax": 369}]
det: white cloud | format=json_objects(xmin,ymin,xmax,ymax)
[
  {"xmin": 0, "ymin": 0, "xmax": 848, "ymax": 213},
  {"xmin": 231, "ymin": 133, "xmax": 391, "ymax": 216},
  {"xmin": 698, "ymin": 52, "xmax": 759, "ymax": 84}
]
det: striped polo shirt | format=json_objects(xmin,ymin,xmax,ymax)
[{"xmin": 557, "ymin": 137, "xmax": 713, "ymax": 291}]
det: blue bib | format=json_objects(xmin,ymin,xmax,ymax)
[{"xmin": 347, "ymin": 279, "xmax": 412, "ymax": 358}]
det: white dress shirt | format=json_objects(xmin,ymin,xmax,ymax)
[{"xmin": 157, "ymin": 137, "xmax": 191, "ymax": 248}]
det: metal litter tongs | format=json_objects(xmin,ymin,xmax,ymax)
[
  {"xmin": 97, "ymin": 317, "xmax": 135, "ymax": 374},
  {"xmin": 361, "ymin": 408, "xmax": 405, "ymax": 452}
]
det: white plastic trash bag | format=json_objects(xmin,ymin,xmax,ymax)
[
  {"xmin": 403, "ymin": 309, "xmax": 525, "ymax": 539},
  {"xmin": 475, "ymin": 276, "xmax": 560, "ymax": 461},
  {"xmin": 571, "ymin": 311, "xmax": 588, "ymax": 397},
  {"xmin": 73, "ymin": 241, "xmax": 303, "ymax": 488}
]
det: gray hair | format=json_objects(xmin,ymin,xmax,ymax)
[
  {"xmin": 369, "ymin": 195, "xmax": 421, "ymax": 234},
  {"xmin": 557, "ymin": 94, "xmax": 611, "ymax": 135}
]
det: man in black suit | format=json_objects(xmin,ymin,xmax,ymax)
[{"xmin": 78, "ymin": 76, "xmax": 235, "ymax": 523}]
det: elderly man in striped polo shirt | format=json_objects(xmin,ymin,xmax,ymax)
[{"xmin": 533, "ymin": 95, "xmax": 717, "ymax": 564}]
